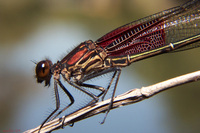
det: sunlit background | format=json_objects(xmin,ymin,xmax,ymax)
[{"xmin": 0, "ymin": 0, "xmax": 200, "ymax": 133}]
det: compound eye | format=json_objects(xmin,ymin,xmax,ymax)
[{"xmin": 35, "ymin": 60, "xmax": 52, "ymax": 79}]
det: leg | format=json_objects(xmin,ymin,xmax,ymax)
[
  {"xmin": 61, "ymin": 74, "xmax": 99, "ymax": 103},
  {"xmin": 101, "ymin": 70, "xmax": 119, "ymax": 101},
  {"xmin": 77, "ymin": 82, "xmax": 106, "ymax": 105},
  {"xmin": 78, "ymin": 82, "xmax": 105, "ymax": 97},
  {"xmin": 76, "ymin": 67, "xmax": 122, "ymax": 101},
  {"xmin": 39, "ymin": 79, "xmax": 75, "ymax": 132},
  {"xmin": 70, "ymin": 68, "xmax": 121, "ymax": 105},
  {"xmin": 49, "ymin": 80, "xmax": 74, "ymax": 122},
  {"xmin": 101, "ymin": 68, "xmax": 121, "ymax": 124},
  {"xmin": 79, "ymin": 70, "xmax": 119, "ymax": 104},
  {"xmin": 39, "ymin": 80, "xmax": 60, "ymax": 133}
]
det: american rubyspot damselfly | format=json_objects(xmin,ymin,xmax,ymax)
[{"xmin": 35, "ymin": 0, "xmax": 200, "ymax": 131}]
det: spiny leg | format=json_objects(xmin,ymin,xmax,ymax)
[
  {"xmin": 59, "ymin": 74, "xmax": 103, "ymax": 128},
  {"xmin": 49, "ymin": 80, "xmax": 74, "ymax": 127},
  {"xmin": 101, "ymin": 69, "xmax": 119, "ymax": 101},
  {"xmin": 60, "ymin": 70, "xmax": 120, "ymax": 128},
  {"xmin": 76, "ymin": 68, "xmax": 121, "ymax": 106},
  {"xmin": 101, "ymin": 68, "xmax": 121, "ymax": 124},
  {"xmin": 78, "ymin": 83, "xmax": 105, "ymax": 97},
  {"xmin": 59, "ymin": 70, "xmax": 120, "ymax": 128},
  {"xmin": 78, "ymin": 82, "xmax": 106, "ymax": 105},
  {"xmin": 58, "ymin": 68, "xmax": 121, "ymax": 127},
  {"xmin": 38, "ymin": 80, "xmax": 60, "ymax": 133},
  {"xmin": 62, "ymin": 74, "xmax": 99, "ymax": 103}
]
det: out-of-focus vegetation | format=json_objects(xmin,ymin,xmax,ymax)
[
  {"xmin": 0, "ymin": 0, "xmax": 199, "ymax": 133},
  {"xmin": 0, "ymin": 0, "xmax": 176, "ymax": 45},
  {"xmin": 0, "ymin": 0, "xmax": 44, "ymax": 44}
]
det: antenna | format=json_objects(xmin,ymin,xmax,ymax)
[{"xmin": 30, "ymin": 60, "xmax": 37, "ymax": 64}]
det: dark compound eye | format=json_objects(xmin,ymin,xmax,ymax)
[
  {"xmin": 35, "ymin": 60, "xmax": 53, "ymax": 86},
  {"xmin": 36, "ymin": 61, "xmax": 50, "ymax": 78}
]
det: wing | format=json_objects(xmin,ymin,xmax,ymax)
[{"xmin": 95, "ymin": 0, "xmax": 200, "ymax": 56}]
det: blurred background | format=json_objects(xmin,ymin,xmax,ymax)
[{"xmin": 0, "ymin": 0, "xmax": 200, "ymax": 133}]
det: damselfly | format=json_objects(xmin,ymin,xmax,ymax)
[{"xmin": 35, "ymin": 0, "xmax": 200, "ymax": 131}]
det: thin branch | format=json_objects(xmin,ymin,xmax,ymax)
[{"xmin": 24, "ymin": 70, "xmax": 200, "ymax": 133}]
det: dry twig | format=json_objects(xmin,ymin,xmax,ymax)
[{"xmin": 24, "ymin": 70, "xmax": 200, "ymax": 133}]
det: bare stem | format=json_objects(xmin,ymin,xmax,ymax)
[{"xmin": 24, "ymin": 70, "xmax": 200, "ymax": 133}]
